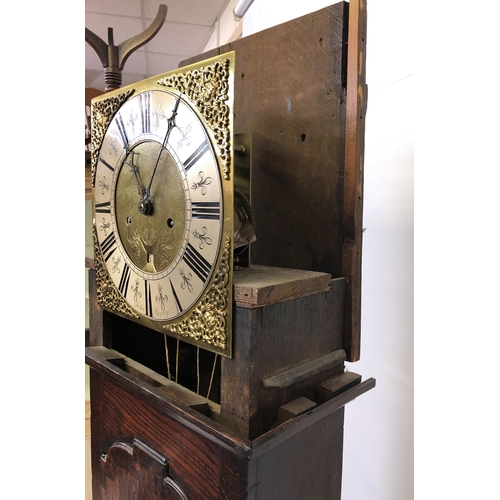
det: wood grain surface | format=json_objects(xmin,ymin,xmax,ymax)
[
  {"xmin": 233, "ymin": 265, "xmax": 331, "ymax": 307},
  {"xmin": 181, "ymin": 1, "xmax": 366, "ymax": 361}
]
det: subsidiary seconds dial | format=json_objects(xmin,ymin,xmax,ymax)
[{"xmin": 94, "ymin": 89, "xmax": 224, "ymax": 322}]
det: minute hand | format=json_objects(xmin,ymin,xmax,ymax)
[{"xmin": 143, "ymin": 95, "xmax": 182, "ymax": 202}]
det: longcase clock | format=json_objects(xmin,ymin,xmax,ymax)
[{"xmin": 86, "ymin": 3, "xmax": 374, "ymax": 499}]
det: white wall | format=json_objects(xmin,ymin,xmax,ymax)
[
  {"xmin": 204, "ymin": 0, "xmax": 243, "ymax": 51},
  {"xmin": 210, "ymin": 1, "xmax": 414, "ymax": 499},
  {"xmin": 342, "ymin": 73, "xmax": 413, "ymax": 500}
]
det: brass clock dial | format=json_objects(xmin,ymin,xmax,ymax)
[{"xmin": 91, "ymin": 53, "xmax": 235, "ymax": 356}]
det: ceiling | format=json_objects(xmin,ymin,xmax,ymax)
[{"xmin": 85, "ymin": 0, "xmax": 229, "ymax": 91}]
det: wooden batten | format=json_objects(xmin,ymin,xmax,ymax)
[
  {"xmin": 318, "ymin": 371, "xmax": 363, "ymax": 404},
  {"xmin": 233, "ymin": 265, "xmax": 331, "ymax": 308},
  {"xmin": 278, "ymin": 397, "xmax": 317, "ymax": 424},
  {"xmin": 262, "ymin": 350, "xmax": 346, "ymax": 389},
  {"xmin": 342, "ymin": 0, "xmax": 368, "ymax": 361}
]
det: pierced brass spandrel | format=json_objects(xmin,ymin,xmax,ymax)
[
  {"xmin": 165, "ymin": 237, "xmax": 232, "ymax": 353},
  {"xmin": 90, "ymin": 89, "xmax": 134, "ymax": 187}
]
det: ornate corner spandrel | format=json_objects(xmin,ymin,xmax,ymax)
[
  {"xmin": 93, "ymin": 224, "xmax": 140, "ymax": 319},
  {"xmin": 157, "ymin": 58, "xmax": 232, "ymax": 180},
  {"xmin": 165, "ymin": 237, "xmax": 232, "ymax": 354},
  {"xmin": 90, "ymin": 89, "xmax": 134, "ymax": 186}
]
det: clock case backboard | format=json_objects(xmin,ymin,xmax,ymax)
[{"xmin": 182, "ymin": 0, "xmax": 366, "ymax": 362}]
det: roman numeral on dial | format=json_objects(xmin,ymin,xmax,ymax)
[
  {"xmin": 183, "ymin": 139, "xmax": 209, "ymax": 171},
  {"xmin": 101, "ymin": 232, "xmax": 117, "ymax": 262},
  {"xmin": 140, "ymin": 92, "xmax": 151, "ymax": 133},
  {"xmin": 192, "ymin": 201, "xmax": 221, "ymax": 220},
  {"xmin": 116, "ymin": 113, "xmax": 129, "ymax": 146},
  {"xmin": 183, "ymin": 243, "xmax": 211, "ymax": 283},
  {"xmin": 99, "ymin": 156, "xmax": 115, "ymax": 172},
  {"xmin": 95, "ymin": 201, "xmax": 111, "ymax": 214},
  {"xmin": 118, "ymin": 263, "xmax": 131, "ymax": 298},
  {"xmin": 170, "ymin": 278, "xmax": 183, "ymax": 314},
  {"xmin": 144, "ymin": 280, "xmax": 153, "ymax": 317}
]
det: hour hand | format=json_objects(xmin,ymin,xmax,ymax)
[{"xmin": 124, "ymin": 151, "xmax": 145, "ymax": 197}]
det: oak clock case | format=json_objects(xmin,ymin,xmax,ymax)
[{"xmin": 91, "ymin": 53, "xmax": 235, "ymax": 358}]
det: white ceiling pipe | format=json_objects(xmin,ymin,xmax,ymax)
[{"xmin": 233, "ymin": 0, "xmax": 254, "ymax": 21}]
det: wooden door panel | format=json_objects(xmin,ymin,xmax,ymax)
[{"xmin": 100, "ymin": 439, "xmax": 189, "ymax": 500}]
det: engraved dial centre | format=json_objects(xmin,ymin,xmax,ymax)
[{"xmin": 115, "ymin": 141, "xmax": 186, "ymax": 274}]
